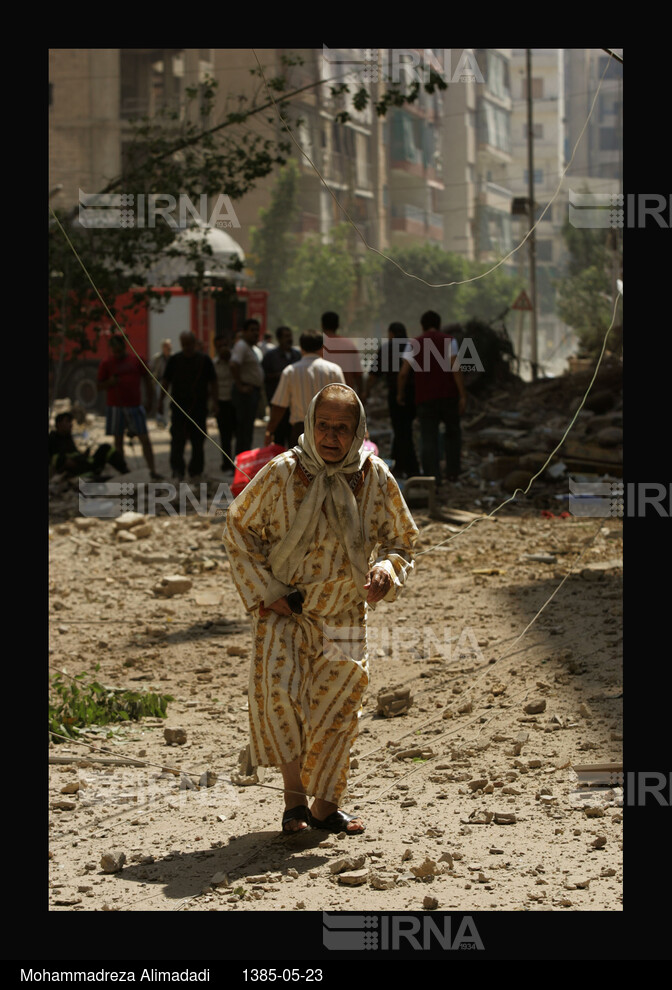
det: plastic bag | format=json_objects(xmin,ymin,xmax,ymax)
[{"xmin": 231, "ymin": 443, "xmax": 286, "ymax": 497}]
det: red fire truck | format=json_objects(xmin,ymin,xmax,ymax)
[{"xmin": 49, "ymin": 285, "xmax": 268, "ymax": 414}]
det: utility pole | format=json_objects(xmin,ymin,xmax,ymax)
[{"xmin": 526, "ymin": 49, "xmax": 539, "ymax": 380}]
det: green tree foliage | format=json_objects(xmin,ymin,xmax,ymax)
[
  {"xmin": 555, "ymin": 218, "xmax": 623, "ymax": 356},
  {"xmin": 378, "ymin": 243, "xmax": 523, "ymax": 331},
  {"xmin": 285, "ymin": 225, "xmax": 360, "ymax": 330}
]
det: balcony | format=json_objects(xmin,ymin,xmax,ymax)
[{"xmin": 390, "ymin": 203, "xmax": 443, "ymax": 240}]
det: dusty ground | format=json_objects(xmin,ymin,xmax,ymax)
[{"xmin": 48, "ymin": 397, "xmax": 623, "ymax": 914}]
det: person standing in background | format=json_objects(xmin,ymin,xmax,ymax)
[{"xmin": 229, "ymin": 319, "xmax": 265, "ymax": 456}]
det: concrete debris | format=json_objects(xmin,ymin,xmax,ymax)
[
  {"xmin": 338, "ymin": 869, "xmax": 369, "ymax": 886},
  {"xmin": 377, "ymin": 686, "xmax": 413, "ymax": 718},
  {"xmin": 153, "ymin": 574, "xmax": 193, "ymax": 597},
  {"xmin": 329, "ymin": 855, "xmax": 366, "ymax": 875}
]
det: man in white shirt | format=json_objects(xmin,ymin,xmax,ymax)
[
  {"xmin": 229, "ymin": 319, "xmax": 265, "ymax": 456},
  {"xmin": 264, "ymin": 331, "xmax": 345, "ymax": 447}
]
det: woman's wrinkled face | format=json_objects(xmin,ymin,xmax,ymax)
[{"xmin": 313, "ymin": 397, "xmax": 359, "ymax": 462}]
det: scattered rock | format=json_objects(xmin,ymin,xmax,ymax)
[
  {"xmin": 410, "ymin": 857, "xmax": 443, "ymax": 879},
  {"xmin": 377, "ymin": 686, "xmax": 413, "ymax": 718},
  {"xmin": 583, "ymin": 806, "xmax": 606, "ymax": 818},
  {"xmin": 154, "ymin": 575, "xmax": 193, "ymax": 597},
  {"xmin": 114, "ymin": 511, "xmax": 146, "ymax": 530},
  {"xmin": 60, "ymin": 781, "xmax": 86, "ymax": 794},
  {"xmin": 423, "ymin": 896, "xmax": 440, "ymax": 910},
  {"xmin": 100, "ymin": 850, "xmax": 126, "ymax": 873},
  {"xmin": 370, "ymin": 873, "xmax": 396, "ymax": 890},
  {"xmin": 329, "ymin": 855, "xmax": 366, "ymax": 875},
  {"xmin": 227, "ymin": 645, "xmax": 247, "ymax": 657},
  {"xmin": 164, "ymin": 727, "xmax": 187, "ymax": 745},
  {"xmin": 524, "ymin": 699, "xmax": 547, "ymax": 715},
  {"xmin": 338, "ymin": 869, "xmax": 369, "ymax": 886}
]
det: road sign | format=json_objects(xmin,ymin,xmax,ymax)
[{"xmin": 512, "ymin": 290, "xmax": 533, "ymax": 311}]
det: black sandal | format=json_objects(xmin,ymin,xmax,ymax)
[
  {"xmin": 308, "ymin": 809, "xmax": 365, "ymax": 834},
  {"xmin": 281, "ymin": 804, "xmax": 310, "ymax": 833}
]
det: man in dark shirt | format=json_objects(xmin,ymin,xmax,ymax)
[{"xmin": 158, "ymin": 331, "xmax": 218, "ymax": 482}]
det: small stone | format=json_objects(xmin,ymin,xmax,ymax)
[
  {"xmin": 114, "ymin": 511, "xmax": 146, "ymax": 530},
  {"xmin": 410, "ymin": 857, "xmax": 443, "ymax": 879},
  {"xmin": 154, "ymin": 575, "xmax": 193, "ymax": 598},
  {"xmin": 468, "ymin": 778, "xmax": 488, "ymax": 792},
  {"xmin": 584, "ymin": 806, "xmax": 606, "ymax": 818},
  {"xmin": 100, "ymin": 850, "xmax": 126, "ymax": 873},
  {"xmin": 494, "ymin": 812, "xmax": 517, "ymax": 825},
  {"xmin": 211, "ymin": 872, "xmax": 229, "ymax": 887},
  {"xmin": 591, "ymin": 836, "xmax": 607, "ymax": 849},
  {"xmin": 524, "ymin": 699, "xmax": 546, "ymax": 715},
  {"xmin": 370, "ymin": 873, "xmax": 396, "ymax": 890},
  {"xmin": 423, "ymin": 896, "xmax": 439, "ymax": 910},
  {"xmin": 60, "ymin": 780, "xmax": 86, "ymax": 794},
  {"xmin": 438, "ymin": 851, "xmax": 454, "ymax": 869},
  {"xmin": 164, "ymin": 727, "xmax": 187, "ymax": 745},
  {"xmin": 329, "ymin": 855, "xmax": 366, "ymax": 875},
  {"xmin": 338, "ymin": 869, "xmax": 369, "ymax": 886}
]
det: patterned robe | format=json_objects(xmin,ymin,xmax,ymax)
[{"xmin": 222, "ymin": 450, "xmax": 418, "ymax": 804}]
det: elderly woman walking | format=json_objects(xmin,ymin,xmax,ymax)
[{"xmin": 222, "ymin": 384, "xmax": 418, "ymax": 835}]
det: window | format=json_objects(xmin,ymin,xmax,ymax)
[
  {"xmin": 523, "ymin": 169, "xmax": 544, "ymax": 184},
  {"xmin": 522, "ymin": 77, "xmax": 544, "ymax": 100},
  {"xmin": 536, "ymin": 240, "xmax": 553, "ymax": 262},
  {"xmin": 599, "ymin": 128, "xmax": 621, "ymax": 151},
  {"xmin": 487, "ymin": 52, "xmax": 510, "ymax": 100},
  {"xmin": 479, "ymin": 102, "xmax": 511, "ymax": 153},
  {"xmin": 120, "ymin": 49, "xmax": 184, "ymax": 119}
]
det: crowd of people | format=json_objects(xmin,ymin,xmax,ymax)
[{"xmin": 49, "ymin": 310, "xmax": 466, "ymax": 492}]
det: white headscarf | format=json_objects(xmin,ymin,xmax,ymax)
[{"xmin": 265, "ymin": 384, "xmax": 373, "ymax": 603}]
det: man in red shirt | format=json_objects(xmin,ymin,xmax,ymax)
[
  {"xmin": 97, "ymin": 334, "xmax": 162, "ymax": 479},
  {"xmin": 396, "ymin": 311, "xmax": 467, "ymax": 488}
]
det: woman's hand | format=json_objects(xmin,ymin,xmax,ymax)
[
  {"xmin": 364, "ymin": 565, "xmax": 392, "ymax": 604},
  {"xmin": 259, "ymin": 596, "xmax": 293, "ymax": 618}
]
